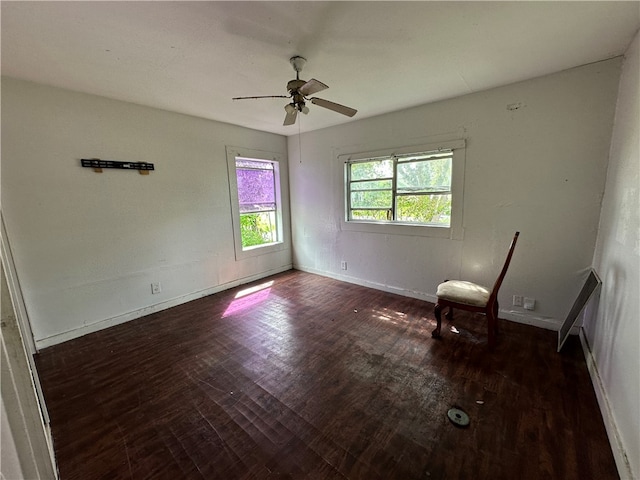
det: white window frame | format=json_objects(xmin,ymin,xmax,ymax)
[
  {"xmin": 339, "ymin": 139, "xmax": 465, "ymax": 239},
  {"xmin": 226, "ymin": 146, "xmax": 286, "ymax": 260}
]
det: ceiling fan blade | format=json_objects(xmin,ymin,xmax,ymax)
[
  {"xmin": 310, "ymin": 98, "xmax": 357, "ymax": 117},
  {"xmin": 232, "ymin": 95, "xmax": 289, "ymax": 100},
  {"xmin": 283, "ymin": 109, "xmax": 297, "ymax": 126},
  {"xmin": 299, "ymin": 78, "xmax": 328, "ymax": 97}
]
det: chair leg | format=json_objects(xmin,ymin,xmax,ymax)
[
  {"xmin": 433, "ymin": 303, "xmax": 442, "ymax": 338},
  {"xmin": 493, "ymin": 302, "xmax": 500, "ymax": 337},
  {"xmin": 487, "ymin": 310, "xmax": 496, "ymax": 348}
]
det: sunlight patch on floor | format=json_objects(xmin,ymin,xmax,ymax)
[{"xmin": 223, "ymin": 281, "xmax": 273, "ymax": 317}]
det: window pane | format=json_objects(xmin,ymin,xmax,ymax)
[
  {"xmin": 236, "ymin": 162, "xmax": 275, "ymax": 213},
  {"xmin": 351, "ymin": 209, "xmax": 391, "ymax": 221},
  {"xmin": 350, "ymin": 159, "xmax": 393, "ymax": 181},
  {"xmin": 240, "ymin": 211, "xmax": 277, "ymax": 248},
  {"xmin": 351, "ymin": 190, "xmax": 392, "ymax": 209},
  {"xmin": 397, "ymin": 158, "xmax": 451, "ymax": 193},
  {"xmin": 396, "ymin": 194, "xmax": 451, "ymax": 225}
]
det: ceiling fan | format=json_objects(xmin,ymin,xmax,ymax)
[{"xmin": 233, "ymin": 56, "xmax": 357, "ymax": 126}]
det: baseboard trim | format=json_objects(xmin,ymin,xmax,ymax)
[
  {"xmin": 294, "ymin": 266, "xmax": 437, "ymax": 304},
  {"xmin": 499, "ymin": 310, "xmax": 561, "ymax": 331},
  {"xmin": 579, "ymin": 328, "xmax": 633, "ymax": 480},
  {"xmin": 294, "ymin": 266, "xmax": 563, "ymax": 331},
  {"xmin": 35, "ymin": 264, "xmax": 293, "ymax": 349}
]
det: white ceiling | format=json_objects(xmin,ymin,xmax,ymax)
[{"xmin": 2, "ymin": 1, "xmax": 639, "ymax": 137}]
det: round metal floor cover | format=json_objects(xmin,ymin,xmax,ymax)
[{"xmin": 447, "ymin": 407, "xmax": 470, "ymax": 427}]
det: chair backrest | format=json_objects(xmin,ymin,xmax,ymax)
[{"xmin": 488, "ymin": 232, "xmax": 520, "ymax": 303}]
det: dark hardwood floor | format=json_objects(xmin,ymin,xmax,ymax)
[{"xmin": 35, "ymin": 270, "xmax": 618, "ymax": 480}]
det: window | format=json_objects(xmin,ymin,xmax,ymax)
[
  {"xmin": 340, "ymin": 139, "xmax": 465, "ymax": 239},
  {"xmin": 227, "ymin": 147, "xmax": 285, "ymax": 259},
  {"xmin": 236, "ymin": 159, "xmax": 278, "ymax": 248},
  {"xmin": 347, "ymin": 150, "xmax": 452, "ymax": 226}
]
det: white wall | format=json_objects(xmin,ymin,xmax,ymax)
[
  {"xmin": 288, "ymin": 58, "xmax": 621, "ymax": 329},
  {"xmin": 585, "ymin": 30, "xmax": 639, "ymax": 479},
  {"xmin": 1, "ymin": 78, "xmax": 291, "ymax": 348}
]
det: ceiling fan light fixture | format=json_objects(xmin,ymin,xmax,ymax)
[
  {"xmin": 302, "ymin": 106, "xmax": 310, "ymax": 115},
  {"xmin": 290, "ymin": 56, "xmax": 307, "ymax": 73},
  {"xmin": 284, "ymin": 103, "xmax": 296, "ymax": 114}
]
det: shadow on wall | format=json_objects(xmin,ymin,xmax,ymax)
[{"xmin": 585, "ymin": 262, "xmax": 625, "ymax": 381}]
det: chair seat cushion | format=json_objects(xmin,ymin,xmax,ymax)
[{"xmin": 436, "ymin": 280, "xmax": 490, "ymax": 307}]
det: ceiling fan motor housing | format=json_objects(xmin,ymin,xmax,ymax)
[{"xmin": 287, "ymin": 79, "xmax": 307, "ymax": 92}]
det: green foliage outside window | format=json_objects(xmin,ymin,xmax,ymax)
[
  {"xmin": 240, "ymin": 212, "xmax": 276, "ymax": 248},
  {"xmin": 396, "ymin": 194, "xmax": 451, "ymax": 224}
]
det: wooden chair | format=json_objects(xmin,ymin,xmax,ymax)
[{"xmin": 432, "ymin": 232, "xmax": 520, "ymax": 348}]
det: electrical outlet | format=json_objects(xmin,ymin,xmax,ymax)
[
  {"xmin": 151, "ymin": 282, "xmax": 162, "ymax": 294},
  {"xmin": 513, "ymin": 295, "xmax": 523, "ymax": 307},
  {"xmin": 524, "ymin": 297, "xmax": 536, "ymax": 310},
  {"xmin": 341, "ymin": 261, "xmax": 347, "ymax": 270}
]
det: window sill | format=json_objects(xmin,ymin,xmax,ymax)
[
  {"xmin": 235, "ymin": 241, "xmax": 286, "ymax": 260},
  {"xmin": 340, "ymin": 220, "xmax": 453, "ymax": 238}
]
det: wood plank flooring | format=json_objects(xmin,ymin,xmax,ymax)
[{"xmin": 35, "ymin": 270, "xmax": 618, "ymax": 479}]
